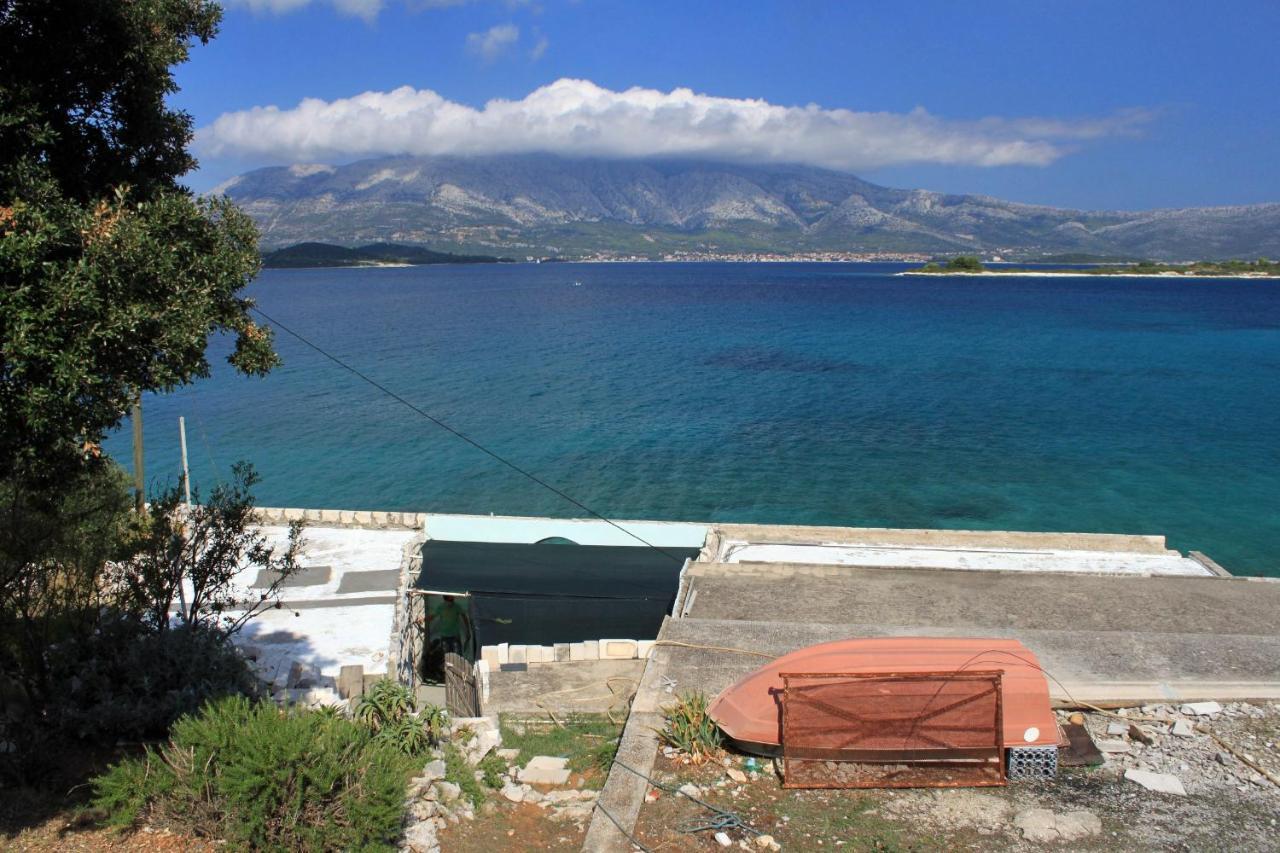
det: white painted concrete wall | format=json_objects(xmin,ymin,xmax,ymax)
[
  {"xmin": 423, "ymin": 513, "xmax": 708, "ymax": 548},
  {"xmin": 718, "ymin": 541, "xmax": 1213, "ymax": 577}
]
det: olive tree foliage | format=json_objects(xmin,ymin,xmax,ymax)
[{"xmin": 0, "ymin": 1, "xmax": 296, "ymax": 759}]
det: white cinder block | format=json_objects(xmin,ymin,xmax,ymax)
[
  {"xmin": 600, "ymin": 639, "xmax": 638, "ymax": 660},
  {"xmin": 637, "ymin": 640, "xmax": 656, "ymax": 659},
  {"xmin": 583, "ymin": 640, "xmax": 600, "ymax": 660},
  {"xmin": 496, "ymin": 643, "xmax": 510, "ymax": 665},
  {"xmin": 509, "ymin": 645, "xmax": 527, "ymax": 664},
  {"xmin": 569, "ymin": 642, "xmax": 587, "ymax": 661}
]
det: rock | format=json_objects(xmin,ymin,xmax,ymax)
[
  {"xmin": 409, "ymin": 799, "xmax": 438, "ymax": 821},
  {"xmin": 715, "ymin": 831, "xmax": 733, "ymax": 847},
  {"xmin": 1107, "ymin": 722, "xmax": 1129, "ymax": 736},
  {"xmin": 1124, "ymin": 769, "xmax": 1187, "ymax": 795},
  {"xmin": 501, "ymin": 782, "xmax": 525, "ymax": 803},
  {"xmin": 678, "ymin": 783, "xmax": 702, "ymax": 798},
  {"xmin": 435, "ymin": 781, "xmax": 462, "ymax": 803},
  {"xmin": 755, "ymin": 835, "xmax": 775, "ymax": 849},
  {"xmin": 1129, "ymin": 724, "xmax": 1156, "ymax": 745},
  {"xmin": 496, "ymin": 748, "xmax": 520, "ymax": 761},
  {"xmin": 1013, "ymin": 808, "xmax": 1060, "ymax": 843},
  {"xmin": 1170, "ymin": 719, "xmax": 1195, "ymax": 737},
  {"xmin": 1068, "ymin": 712, "xmax": 1085, "ymax": 726},
  {"xmin": 1056, "ymin": 811, "xmax": 1103, "ymax": 841},
  {"xmin": 421, "ymin": 759, "xmax": 447, "ymax": 781},
  {"xmin": 1180, "ymin": 701, "xmax": 1223, "ymax": 716},
  {"xmin": 1097, "ymin": 739, "xmax": 1131, "ymax": 754},
  {"xmin": 1216, "ymin": 752, "xmax": 1233, "ymax": 765},
  {"xmin": 403, "ymin": 820, "xmax": 440, "ymax": 853},
  {"xmin": 518, "ymin": 755, "xmax": 572, "ymax": 786},
  {"xmin": 727, "ymin": 768, "xmax": 747, "ymax": 783},
  {"xmin": 524, "ymin": 788, "xmax": 545, "ymax": 804}
]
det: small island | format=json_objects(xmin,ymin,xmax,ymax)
[
  {"xmin": 906, "ymin": 256, "xmax": 1280, "ymax": 278},
  {"xmin": 262, "ymin": 242, "xmax": 510, "ymax": 269}
]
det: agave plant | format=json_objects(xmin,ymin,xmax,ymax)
[
  {"xmin": 657, "ymin": 691, "xmax": 723, "ymax": 764},
  {"xmin": 353, "ymin": 679, "xmax": 415, "ymax": 733}
]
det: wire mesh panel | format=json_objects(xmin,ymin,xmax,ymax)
[{"xmin": 781, "ymin": 671, "xmax": 1006, "ymax": 789}]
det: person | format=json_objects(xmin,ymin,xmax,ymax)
[{"xmin": 427, "ymin": 594, "xmax": 469, "ymax": 657}]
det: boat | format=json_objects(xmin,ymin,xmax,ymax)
[{"xmin": 707, "ymin": 636, "xmax": 1059, "ymax": 757}]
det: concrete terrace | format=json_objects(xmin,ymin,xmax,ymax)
[{"xmin": 583, "ymin": 525, "xmax": 1280, "ymax": 852}]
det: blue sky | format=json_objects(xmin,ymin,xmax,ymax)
[{"xmin": 182, "ymin": 0, "xmax": 1280, "ymax": 210}]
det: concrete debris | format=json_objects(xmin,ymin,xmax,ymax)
[
  {"xmin": 1170, "ymin": 720, "xmax": 1195, "ymax": 738},
  {"xmin": 1181, "ymin": 701, "xmax": 1223, "ymax": 716},
  {"xmin": 678, "ymin": 782, "xmax": 702, "ymax": 798},
  {"xmin": 1216, "ymin": 752, "xmax": 1233, "ymax": 765},
  {"xmin": 501, "ymin": 782, "xmax": 526, "ymax": 803},
  {"xmin": 1097, "ymin": 739, "xmax": 1131, "ymax": 754},
  {"xmin": 1107, "ymin": 722, "xmax": 1130, "ymax": 736},
  {"xmin": 714, "ymin": 830, "xmax": 733, "ymax": 847},
  {"xmin": 727, "ymin": 768, "xmax": 748, "ymax": 783},
  {"xmin": 1129, "ymin": 724, "xmax": 1156, "ymax": 745},
  {"xmin": 1124, "ymin": 769, "xmax": 1187, "ymax": 796},
  {"xmin": 518, "ymin": 755, "xmax": 572, "ymax": 785}
]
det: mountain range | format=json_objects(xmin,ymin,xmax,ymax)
[{"xmin": 217, "ymin": 154, "xmax": 1280, "ymax": 260}]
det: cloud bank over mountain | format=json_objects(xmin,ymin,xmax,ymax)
[{"xmin": 197, "ymin": 78, "xmax": 1153, "ymax": 173}]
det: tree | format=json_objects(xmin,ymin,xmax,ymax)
[
  {"xmin": 945, "ymin": 255, "xmax": 984, "ymax": 272},
  {"xmin": 0, "ymin": 1, "xmax": 289, "ymax": 764},
  {"xmin": 1, "ymin": 0, "xmax": 278, "ymax": 487}
]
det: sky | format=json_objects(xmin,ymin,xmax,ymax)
[{"xmin": 180, "ymin": 0, "xmax": 1280, "ymax": 210}]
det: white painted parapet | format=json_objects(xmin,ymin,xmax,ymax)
[
  {"xmin": 481, "ymin": 637, "xmax": 657, "ymax": 666},
  {"xmin": 254, "ymin": 506, "xmax": 426, "ymax": 530}
]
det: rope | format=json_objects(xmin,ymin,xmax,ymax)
[
  {"xmin": 609, "ymin": 757, "xmax": 761, "ymax": 838},
  {"xmin": 250, "ymin": 305, "xmax": 688, "ymax": 565}
]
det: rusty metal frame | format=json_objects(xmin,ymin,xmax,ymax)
[{"xmin": 780, "ymin": 670, "xmax": 1006, "ymax": 789}]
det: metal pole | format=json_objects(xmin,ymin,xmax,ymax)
[
  {"xmin": 179, "ymin": 416, "xmax": 192, "ymax": 505},
  {"xmin": 177, "ymin": 416, "xmax": 191, "ymax": 622},
  {"xmin": 131, "ymin": 400, "xmax": 145, "ymax": 513}
]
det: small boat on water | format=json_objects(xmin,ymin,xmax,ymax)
[{"xmin": 708, "ymin": 636, "xmax": 1059, "ymax": 757}]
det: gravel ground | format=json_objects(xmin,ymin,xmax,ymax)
[{"xmin": 634, "ymin": 702, "xmax": 1280, "ymax": 852}]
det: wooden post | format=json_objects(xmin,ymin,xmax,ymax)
[{"xmin": 131, "ymin": 400, "xmax": 144, "ymax": 513}]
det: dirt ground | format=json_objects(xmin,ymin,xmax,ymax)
[{"xmin": 631, "ymin": 703, "xmax": 1280, "ymax": 852}]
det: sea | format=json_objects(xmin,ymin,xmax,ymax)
[{"xmin": 104, "ymin": 262, "xmax": 1280, "ymax": 577}]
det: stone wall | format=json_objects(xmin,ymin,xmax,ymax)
[{"xmin": 253, "ymin": 506, "xmax": 426, "ymax": 530}]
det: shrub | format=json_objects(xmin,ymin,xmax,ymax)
[
  {"xmin": 92, "ymin": 696, "xmax": 415, "ymax": 850},
  {"xmin": 478, "ymin": 752, "xmax": 506, "ymax": 789},
  {"xmin": 443, "ymin": 744, "xmax": 486, "ymax": 807},
  {"xmin": 657, "ymin": 691, "xmax": 723, "ymax": 764},
  {"xmin": 353, "ymin": 679, "xmax": 447, "ymax": 756}
]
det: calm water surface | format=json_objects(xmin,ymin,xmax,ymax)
[{"xmin": 105, "ymin": 263, "xmax": 1280, "ymax": 576}]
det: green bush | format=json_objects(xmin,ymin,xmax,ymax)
[
  {"xmin": 444, "ymin": 744, "xmax": 486, "ymax": 807},
  {"xmin": 45, "ymin": 618, "xmax": 258, "ymax": 742},
  {"xmin": 92, "ymin": 696, "xmax": 415, "ymax": 851}
]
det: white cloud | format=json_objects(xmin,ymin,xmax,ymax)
[
  {"xmin": 529, "ymin": 33, "xmax": 549, "ymax": 60},
  {"xmin": 197, "ymin": 78, "xmax": 1153, "ymax": 172},
  {"xmin": 228, "ymin": 0, "xmax": 385, "ymax": 21},
  {"xmin": 466, "ymin": 23, "xmax": 520, "ymax": 61}
]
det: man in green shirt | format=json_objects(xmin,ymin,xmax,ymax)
[{"xmin": 427, "ymin": 595, "xmax": 469, "ymax": 657}]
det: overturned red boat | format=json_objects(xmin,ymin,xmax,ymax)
[{"xmin": 707, "ymin": 636, "xmax": 1060, "ymax": 757}]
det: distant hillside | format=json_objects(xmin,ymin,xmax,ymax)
[
  {"xmin": 220, "ymin": 154, "xmax": 1280, "ymax": 260},
  {"xmin": 261, "ymin": 241, "xmax": 506, "ymax": 268}
]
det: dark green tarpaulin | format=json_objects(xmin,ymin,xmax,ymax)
[{"xmin": 415, "ymin": 540, "xmax": 700, "ymax": 648}]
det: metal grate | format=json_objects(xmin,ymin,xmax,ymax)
[
  {"xmin": 1007, "ymin": 746, "xmax": 1058, "ymax": 780},
  {"xmin": 780, "ymin": 671, "xmax": 1006, "ymax": 789}
]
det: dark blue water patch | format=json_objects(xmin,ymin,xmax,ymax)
[{"xmin": 105, "ymin": 263, "xmax": 1280, "ymax": 577}]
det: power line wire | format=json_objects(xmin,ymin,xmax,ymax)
[{"xmin": 250, "ymin": 306, "xmax": 687, "ymax": 563}]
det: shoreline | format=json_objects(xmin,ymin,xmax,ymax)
[{"xmin": 898, "ymin": 270, "xmax": 1280, "ymax": 280}]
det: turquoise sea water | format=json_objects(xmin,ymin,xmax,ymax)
[{"xmin": 105, "ymin": 263, "xmax": 1280, "ymax": 576}]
